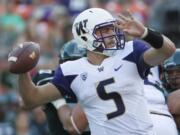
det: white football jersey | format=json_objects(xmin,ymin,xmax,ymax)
[
  {"xmin": 52, "ymin": 40, "xmax": 155, "ymax": 135},
  {"xmin": 144, "ymin": 67, "xmax": 170, "ymax": 116},
  {"xmin": 144, "ymin": 67, "xmax": 178, "ymax": 135}
]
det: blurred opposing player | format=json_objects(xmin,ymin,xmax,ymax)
[
  {"xmin": 17, "ymin": 8, "xmax": 175, "ymax": 135},
  {"xmin": 162, "ymin": 49, "xmax": 180, "ymax": 129},
  {"xmin": 32, "ymin": 39, "xmax": 89, "ymax": 135},
  {"xmin": 162, "ymin": 49, "xmax": 180, "ymax": 92},
  {"xmin": 144, "ymin": 66, "xmax": 178, "ymax": 135}
]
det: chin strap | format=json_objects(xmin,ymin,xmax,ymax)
[{"xmin": 93, "ymin": 45, "xmax": 117, "ymax": 57}]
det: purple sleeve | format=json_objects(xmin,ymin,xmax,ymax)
[
  {"xmin": 123, "ymin": 39, "xmax": 151, "ymax": 79},
  {"xmin": 51, "ymin": 66, "xmax": 77, "ymax": 102},
  {"xmin": 133, "ymin": 39, "xmax": 151, "ymax": 78}
]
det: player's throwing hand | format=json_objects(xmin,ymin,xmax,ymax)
[{"xmin": 114, "ymin": 10, "xmax": 145, "ymax": 38}]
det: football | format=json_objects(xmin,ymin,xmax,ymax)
[
  {"xmin": 8, "ymin": 42, "xmax": 40, "ymax": 74},
  {"xmin": 72, "ymin": 104, "xmax": 88, "ymax": 132}
]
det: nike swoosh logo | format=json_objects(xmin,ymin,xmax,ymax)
[{"xmin": 114, "ymin": 64, "xmax": 123, "ymax": 71}]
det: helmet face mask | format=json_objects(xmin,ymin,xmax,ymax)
[
  {"xmin": 92, "ymin": 21, "xmax": 125, "ymax": 53},
  {"xmin": 72, "ymin": 8, "xmax": 125, "ymax": 56},
  {"xmin": 164, "ymin": 68, "xmax": 180, "ymax": 90},
  {"xmin": 162, "ymin": 49, "xmax": 180, "ymax": 90}
]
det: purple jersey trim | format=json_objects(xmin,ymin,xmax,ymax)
[
  {"xmin": 123, "ymin": 39, "xmax": 151, "ymax": 79},
  {"xmin": 51, "ymin": 66, "xmax": 78, "ymax": 102}
]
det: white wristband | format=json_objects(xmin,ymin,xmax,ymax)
[
  {"xmin": 70, "ymin": 115, "xmax": 81, "ymax": 134},
  {"xmin": 52, "ymin": 99, "xmax": 66, "ymax": 109},
  {"xmin": 141, "ymin": 27, "xmax": 148, "ymax": 38}
]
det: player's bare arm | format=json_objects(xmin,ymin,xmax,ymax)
[
  {"xmin": 8, "ymin": 42, "xmax": 63, "ymax": 109},
  {"xmin": 167, "ymin": 89, "xmax": 180, "ymax": 114},
  {"xmin": 168, "ymin": 93, "xmax": 180, "ymax": 130},
  {"xmin": 19, "ymin": 74, "xmax": 84, "ymax": 135},
  {"xmin": 114, "ymin": 11, "xmax": 176, "ymax": 66},
  {"xmin": 19, "ymin": 73, "xmax": 61, "ymax": 109}
]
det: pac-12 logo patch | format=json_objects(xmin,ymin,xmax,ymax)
[{"xmin": 80, "ymin": 72, "xmax": 88, "ymax": 81}]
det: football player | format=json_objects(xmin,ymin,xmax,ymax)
[
  {"xmin": 17, "ymin": 8, "xmax": 175, "ymax": 135},
  {"xmin": 144, "ymin": 66, "xmax": 178, "ymax": 135},
  {"xmin": 162, "ymin": 49, "xmax": 180, "ymax": 129},
  {"xmin": 162, "ymin": 49, "xmax": 180, "ymax": 92},
  {"xmin": 32, "ymin": 39, "xmax": 89, "ymax": 135}
]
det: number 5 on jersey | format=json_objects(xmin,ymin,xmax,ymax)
[{"xmin": 97, "ymin": 78, "xmax": 125, "ymax": 119}]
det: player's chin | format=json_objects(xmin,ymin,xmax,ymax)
[{"xmin": 106, "ymin": 42, "xmax": 116, "ymax": 49}]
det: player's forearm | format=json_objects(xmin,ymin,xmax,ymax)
[
  {"xmin": 143, "ymin": 29, "xmax": 176, "ymax": 66},
  {"xmin": 151, "ymin": 35, "xmax": 176, "ymax": 60},
  {"xmin": 18, "ymin": 73, "xmax": 38, "ymax": 109},
  {"xmin": 161, "ymin": 35, "xmax": 176, "ymax": 55},
  {"xmin": 168, "ymin": 90, "xmax": 180, "ymax": 114},
  {"xmin": 142, "ymin": 27, "xmax": 175, "ymax": 54}
]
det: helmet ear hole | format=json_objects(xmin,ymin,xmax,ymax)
[{"xmin": 81, "ymin": 36, "xmax": 87, "ymax": 41}]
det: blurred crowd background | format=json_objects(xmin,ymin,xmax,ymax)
[{"xmin": 0, "ymin": 0, "xmax": 179, "ymax": 134}]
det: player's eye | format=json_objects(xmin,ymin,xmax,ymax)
[{"xmin": 96, "ymin": 27, "xmax": 113, "ymax": 37}]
